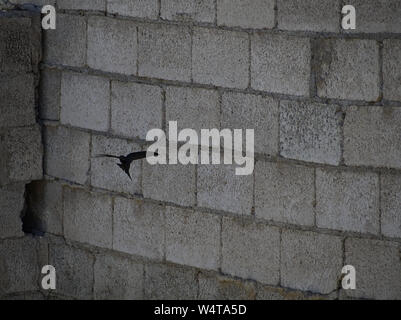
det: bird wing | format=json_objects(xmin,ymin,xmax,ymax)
[
  {"xmin": 94, "ymin": 154, "xmax": 120, "ymax": 159},
  {"xmin": 125, "ymin": 151, "xmax": 148, "ymax": 161}
]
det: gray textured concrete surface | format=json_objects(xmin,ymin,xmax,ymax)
[
  {"xmin": 108, "ymin": 0, "xmax": 158, "ymax": 19},
  {"xmin": 88, "ymin": 16, "xmax": 137, "ymax": 75},
  {"xmin": 255, "ymin": 161, "xmax": 315, "ymax": 226},
  {"xmin": 0, "ymin": 16, "xmax": 34, "ymax": 74},
  {"xmin": 138, "ymin": 23, "xmax": 191, "ymax": 81},
  {"xmin": 144, "ymin": 263, "xmax": 198, "ymax": 300},
  {"xmin": 161, "ymin": 0, "xmax": 215, "ymax": 23},
  {"xmin": 281, "ymin": 230, "xmax": 343, "ymax": 294},
  {"xmin": 165, "ymin": 206, "xmax": 220, "ymax": 270},
  {"xmin": 193, "ymin": 28, "xmax": 249, "ymax": 89},
  {"xmin": 60, "ymin": 72, "xmax": 110, "ymax": 132},
  {"xmin": 166, "ymin": 86, "xmax": 220, "ymax": 135},
  {"xmin": 0, "ymin": 183, "xmax": 25, "ymax": 239},
  {"xmin": 2, "ymin": 3, "xmax": 401, "ymax": 300},
  {"xmin": 221, "ymin": 217, "xmax": 280, "ymax": 285},
  {"xmin": 94, "ymin": 253, "xmax": 144, "ymax": 300},
  {"xmin": 347, "ymin": 0, "xmax": 401, "ymax": 33},
  {"xmin": 44, "ymin": 125, "xmax": 90, "ymax": 184},
  {"xmin": 221, "ymin": 92, "xmax": 279, "ymax": 155},
  {"xmin": 197, "ymin": 164, "xmax": 253, "ymax": 215},
  {"xmin": 111, "ymin": 81, "xmax": 163, "ymax": 140},
  {"xmin": 58, "ymin": 0, "xmax": 105, "ymax": 11},
  {"xmin": 217, "ymin": 0, "xmax": 275, "ymax": 29},
  {"xmin": 316, "ymin": 168, "xmax": 380, "ymax": 234},
  {"xmin": 43, "ymin": 14, "xmax": 86, "ymax": 67},
  {"xmin": 0, "ymin": 74, "xmax": 36, "ymax": 128},
  {"xmin": 49, "ymin": 242, "xmax": 95, "ymax": 299},
  {"xmin": 63, "ymin": 187, "xmax": 113, "ymax": 249},
  {"xmin": 198, "ymin": 273, "xmax": 256, "ymax": 300},
  {"xmin": 383, "ymin": 40, "xmax": 401, "ymax": 102},
  {"xmin": 314, "ymin": 39, "xmax": 380, "ymax": 101},
  {"xmin": 143, "ymin": 163, "xmax": 196, "ymax": 206},
  {"xmin": 344, "ymin": 238, "xmax": 401, "ymax": 300},
  {"xmin": 277, "ymin": 0, "xmax": 340, "ymax": 32},
  {"xmin": 380, "ymin": 173, "xmax": 401, "ymax": 238},
  {"xmin": 39, "ymin": 69, "xmax": 61, "ymax": 121},
  {"xmin": 113, "ymin": 198, "xmax": 165, "ymax": 260},
  {"xmin": 251, "ymin": 34, "xmax": 311, "ymax": 96},
  {"xmin": 0, "ymin": 238, "xmax": 41, "ymax": 296},
  {"xmin": 344, "ymin": 106, "xmax": 401, "ymax": 169},
  {"xmin": 0, "ymin": 12, "xmax": 44, "ymax": 300},
  {"xmin": 279, "ymin": 101, "xmax": 342, "ymax": 165},
  {"xmin": 1, "ymin": 126, "xmax": 43, "ymax": 184}
]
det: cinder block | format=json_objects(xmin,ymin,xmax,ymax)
[
  {"xmin": 257, "ymin": 285, "xmax": 334, "ymax": 300},
  {"xmin": 138, "ymin": 24, "xmax": 191, "ymax": 82},
  {"xmin": 143, "ymin": 163, "xmax": 196, "ymax": 206},
  {"xmin": 94, "ymin": 253, "xmax": 144, "ymax": 299},
  {"xmin": 40, "ymin": 69, "xmax": 61, "ymax": 121},
  {"xmin": 44, "ymin": 126, "xmax": 90, "ymax": 185},
  {"xmin": 344, "ymin": 106, "xmax": 401, "ymax": 169},
  {"xmin": 1, "ymin": 291, "xmax": 46, "ymax": 300},
  {"xmin": 0, "ymin": 17, "xmax": 32, "ymax": 74},
  {"xmin": 0, "ymin": 126, "xmax": 43, "ymax": 185},
  {"xmin": 217, "ymin": 0, "xmax": 275, "ymax": 29},
  {"xmin": 221, "ymin": 92, "xmax": 279, "ymax": 155},
  {"xmin": 107, "ymin": 0, "xmax": 158, "ymax": 19},
  {"xmin": 0, "ymin": 184, "xmax": 25, "ymax": 239},
  {"xmin": 44, "ymin": 14, "xmax": 86, "ymax": 67},
  {"xmin": 166, "ymin": 87, "xmax": 219, "ymax": 135},
  {"xmin": 255, "ymin": 161, "xmax": 315, "ymax": 226},
  {"xmin": 161, "ymin": 0, "xmax": 215, "ymax": 23},
  {"xmin": 198, "ymin": 273, "xmax": 256, "ymax": 300},
  {"xmin": 113, "ymin": 198, "xmax": 165, "ymax": 260},
  {"xmin": 278, "ymin": 0, "xmax": 339, "ymax": 32},
  {"xmin": 197, "ymin": 164, "xmax": 253, "ymax": 215},
  {"xmin": 193, "ymin": 28, "xmax": 249, "ymax": 89},
  {"xmin": 48, "ymin": 294, "xmax": 74, "ymax": 300},
  {"xmin": 316, "ymin": 168, "xmax": 379, "ymax": 234},
  {"xmin": 281, "ymin": 229, "xmax": 343, "ymax": 294},
  {"xmin": 111, "ymin": 81, "xmax": 162, "ymax": 140},
  {"xmin": 60, "ymin": 72, "xmax": 110, "ymax": 132},
  {"xmin": 12, "ymin": 0, "xmax": 55, "ymax": 6},
  {"xmin": 280, "ymin": 100, "xmax": 342, "ymax": 165},
  {"xmin": 64, "ymin": 187, "xmax": 112, "ymax": 249},
  {"xmin": 144, "ymin": 263, "xmax": 197, "ymax": 299},
  {"xmin": 251, "ymin": 34, "xmax": 310, "ymax": 96},
  {"xmin": 314, "ymin": 39, "xmax": 380, "ymax": 101},
  {"xmin": 0, "ymin": 74, "xmax": 35, "ymax": 128},
  {"xmin": 346, "ymin": 0, "xmax": 401, "ymax": 33},
  {"xmin": 49, "ymin": 242, "xmax": 94, "ymax": 299},
  {"xmin": 221, "ymin": 217, "xmax": 280, "ymax": 285},
  {"xmin": 88, "ymin": 16, "xmax": 137, "ymax": 75},
  {"xmin": 165, "ymin": 206, "xmax": 220, "ymax": 271},
  {"xmin": 0, "ymin": 238, "xmax": 40, "ymax": 296},
  {"xmin": 58, "ymin": 0, "xmax": 106, "ymax": 10},
  {"xmin": 383, "ymin": 40, "xmax": 401, "ymax": 102},
  {"xmin": 26, "ymin": 180, "xmax": 63, "ymax": 236},
  {"xmin": 381, "ymin": 173, "xmax": 401, "ymax": 238},
  {"xmin": 344, "ymin": 238, "xmax": 401, "ymax": 299},
  {"xmin": 91, "ymin": 135, "xmax": 142, "ymax": 194}
]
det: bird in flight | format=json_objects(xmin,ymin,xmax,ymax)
[{"xmin": 95, "ymin": 151, "xmax": 158, "ymax": 180}]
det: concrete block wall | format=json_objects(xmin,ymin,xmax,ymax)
[
  {"xmin": 2, "ymin": 1, "xmax": 401, "ymax": 299},
  {"xmin": 0, "ymin": 10, "xmax": 44, "ymax": 299}
]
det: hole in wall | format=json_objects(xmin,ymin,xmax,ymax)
[{"xmin": 20, "ymin": 182, "xmax": 44, "ymax": 236}]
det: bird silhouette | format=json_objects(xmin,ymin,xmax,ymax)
[{"xmin": 95, "ymin": 151, "xmax": 158, "ymax": 180}]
